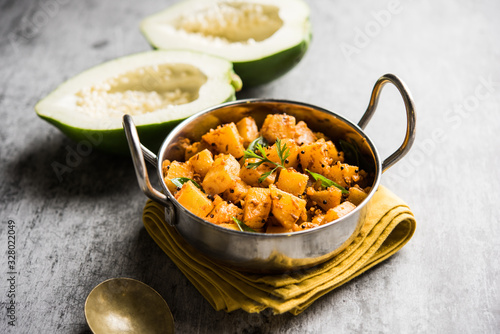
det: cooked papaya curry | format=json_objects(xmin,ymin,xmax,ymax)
[{"xmin": 162, "ymin": 113, "xmax": 373, "ymax": 233}]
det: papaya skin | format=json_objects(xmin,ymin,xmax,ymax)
[{"xmin": 233, "ymin": 34, "xmax": 311, "ymax": 87}]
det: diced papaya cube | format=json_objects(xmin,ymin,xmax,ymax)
[
  {"xmin": 239, "ymin": 158, "xmax": 276, "ymax": 187},
  {"xmin": 222, "ymin": 179, "xmax": 249, "ymax": 205},
  {"xmin": 184, "ymin": 141, "xmax": 212, "ymax": 160},
  {"xmin": 202, "ymin": 154, "xmax": 240, "ymax": 195},
  {"xmin": 188, "ymin": 149, "xmax": 214, "ymax": 179},
  {"xmin": 265, "ymin": 138, "xmax": 300, "ymax": 169},
  {"xmin": 260, "ymin": 113, "xmax": 296, "ymax": 143},
  {"xmin": 161, "ymin": 159, "xmax": 171, "ymax": 177},
  {"xmin": 164, "ymin": 161, "xmax": 194, "ymax": 193},
  {"xmin": 298, "ymin": 139, "xmax": 333, "ymax": 174},
  {"xmin": 243, "ymin": 187, "xmax": 272, "ymax": 229},
  {"xmin": 311, "ymin": 213, "xmax": 328, "ymax": 226},
  {"xmin": 326, "ymin": 164, "xmax": 348, "ymax": 188},
  {"xmin": 206, "ymin": 198, "xmax": 243, "ymax": 225},
  {"xmin": 326, "ymin": 201, "xmax": 357, "ymax": 220},
  {"xmin": 275, "ymin": 168, "xmax": 308, "ymax": 196},
  {"xmin": 347, "ymin": 185, "xmax": 368, "ymax": 205},
  {"xmin": 201, "ymin": 122, "xmax": 245, "ymax": 158},
  {"xmin": 306, "ymin": 186, "xmax": 342, "ymax": 211},
  {"xmin": 269, "ymin": 185, "xmax": 307, "ymax": 229},
  {"xmin": 212, "ymin": 194, "xmax": 225, "ymax": 207},
  {"xmin": 325, "ymin": 141, "xmax": 344, "ymax": 164},
  {"xmin": 343, "ymin": 164, "xmax": 363, "ymax": 184},
  {"xmin": 327, "ymin": 162, "xmax": 361, "ymax": 188},
  {"xmin": 175, "ymin": 181, "xmax": 214, "ymax": 219},
  {"xmin": 294, "ymin": 121, "xmax": 316, "ymax": 145},
  {"xmin": 236, "ymin": 116, "xmax": 259, "ymax": 147}
]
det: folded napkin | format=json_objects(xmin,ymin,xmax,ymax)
[{"xmin": 142, "ymin": 186, "xmax": 416, "ymax": 315}]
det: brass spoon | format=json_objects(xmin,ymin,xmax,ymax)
[{"xmin": 85, "ymin": 278, "xmax": 174, "ymax": 334}]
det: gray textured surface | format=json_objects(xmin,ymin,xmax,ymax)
[{"xmin": 1, "ymin": 0, "xmax": 499, "ymax": 333}]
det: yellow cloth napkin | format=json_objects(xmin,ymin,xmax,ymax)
[{"xmin": 142, "ymin": 185, "xmax": 416, "ymax": 315}]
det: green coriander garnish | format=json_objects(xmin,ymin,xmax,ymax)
[
  {"xmin": 243, "ymin": 138, "xmax": 290, "ymax": 183},
  {"xmin": 241, "ymin": 136, "xmax": 268, "ymax": 165},
  {"xmin": 246, "ymin": 136, "xmax": 268, "ymax": 154}
]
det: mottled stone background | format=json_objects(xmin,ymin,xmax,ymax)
[{"xmin": 0, "ymin": 0, "xmax": 499, "ymax": 333}]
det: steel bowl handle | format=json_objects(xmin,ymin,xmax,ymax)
[
  {"xmin": 357, "ymin": 73, "xmax": 416, "ymax": 173},
  {"xmin": 122, "ymin": 114, "xmax": 172, "ymax": 209}
]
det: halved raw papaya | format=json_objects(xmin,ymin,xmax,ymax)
[
  {"xmin": 140, "ymin": 0, "xmax": 311, "ymax": 87},
  {"xmin": 35, "ymin": 50, "xmax": 242, "ymax": 154}
]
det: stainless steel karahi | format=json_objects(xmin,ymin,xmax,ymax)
[{"xmin": 123, "ymin": 74, "xmax": 416, "ymax": 273}]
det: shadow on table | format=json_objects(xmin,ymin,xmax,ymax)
[
  {"xmin": 77, "ymin": 329, "xmax": 92, "ymax": 334},
  {"xmin": 2, "ymin": 131, "xmax": 143, "ymax": 202}
]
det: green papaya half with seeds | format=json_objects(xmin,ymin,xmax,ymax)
[
  {"xmin": 140, "ymin": 0, "xmax": 311, "ymax": 87},
  {"xmin": 35, "ymin": 50, "xmax": 242, "ymax": 154}
]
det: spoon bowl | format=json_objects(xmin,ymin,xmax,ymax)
[{"xmin": 85, "ymin": 278, "xmax": 174, "ymax": 334}]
